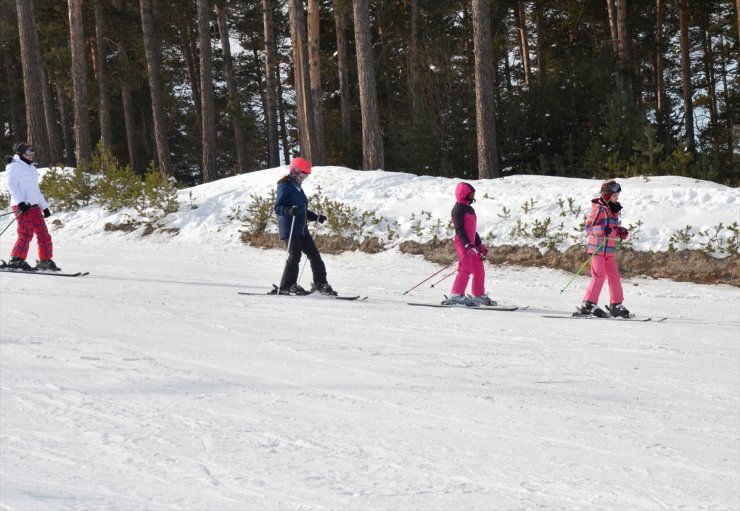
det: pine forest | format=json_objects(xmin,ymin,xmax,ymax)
[{"xmin": 1, "ymin": 0, "xmax": 738, "ymax": 186}]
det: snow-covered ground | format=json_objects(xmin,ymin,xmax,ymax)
[{"xmin": 1, "ymin": 167, "xmax": 738, "ymax": 510}]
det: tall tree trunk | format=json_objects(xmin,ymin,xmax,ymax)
[
  {"xmin": 471, "ymin": 0, "xmax": 499, "ymax": 179},
  {"xmin": 535, "ymin": 3, "xmax": 546, "ymax": 85},
  {"xmin": 4, "ymin": 49, "xmax": 24, "ymax": 139},
  {"xmin": 514, "ymin": 1, "xmax": 531, "ymax": 87},
  {"xmin": 55, "ymin": 83, "xmax": 75, "ymax": 166},
  {"xmin": 40, "ymin": 65, "xmax": 62, "ymax": 164},
  {"xmin": 701, "ymin": 26, "xmax": 719, "ymax": 153},
  {"xmin": 178, "ymin": 15, "xmax": 202, "ymax": 135},
  {"xmin": 352, "ymin": 0, "xmax": 384, "ymax": 170},
  {"xmin": 333, "ymin": 0, "xmax": 351, "ymax": 139},
  {"xmin": 94, "ymin": 0, "xmax": 112, "ymax": 149},
  {"xmin": 655, "ymin": 0, "xmax": 666, "ymax": 124},
  {"xmin": 197, "ymin": 0, "xmax": 217, "ymax": 182},
  {"xmin": 139, "ymin": 0, "xmax": 174, "ymax": 175},
  {"xmin": 262, "ymin": 0, "xmax": 280, "ymax": 167},
  {"xmin": 15, "ymin": 0, "xmax": 49, "ymax": 165},
  {"xmin": 678, "ymin": 0, "xmax": 695, "ymax": 153},
  {"xmin": 404, "ymin": 0, "xmax": 422, "ymax": 118},
  {"xmin": 275, "ymin": 54, "xmax": 290, "ymax": 164},
  {"xmin": 376, "ymin": 6, "xmax": 395, "ymax": 124},
  {"xmin": 216, "ymin": 2, "xmax": 249, "ymax": 173},
  {"xmin": 117, "ymin": 43, "xmax": 141, "ymax": 173},
  {"xmin": 615, "ymin": 0, "xmax": 632, "ymax": 97},
  {"xmin": 307, "ymin": 0, "xmax": 326, "ymax": 164},
  {"xmin": 719, "ymin": 35, "xmax": 734, "ymax": 163},
  {"xmin": 287, "ymin": 0, "xmax": 316, "ymax": 161},
  {"xmin": 606, "ymin": 0, "xmax": 619, "ymax": 55},
  {"xmin": 68, "ymin": 0, "xmax": 93, "ymax": 165}
]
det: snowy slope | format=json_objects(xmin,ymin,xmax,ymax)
[{"xmin": 0, "ymin": 168, "xmax": 738, "ymax": 510}]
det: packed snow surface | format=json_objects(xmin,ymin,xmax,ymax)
[{"xmin": 1, "ymin": 167, "xmax": 738, "ymax": 510}]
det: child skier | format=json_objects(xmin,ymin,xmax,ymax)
[
  {"xmin": 444, "ymin": 182, "xmax": 495, "ymax": 306},
  {"xmin": 273, "ymin": 157, "xmax": 335, "ymax": 296},
  {"xmin": 578, "ymin": 179, "xmax": 630, "ymax": 317}
]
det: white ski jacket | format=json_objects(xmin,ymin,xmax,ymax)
[{"xmin": 6, "ymin": 155, "xmax": 48, "ymax": 210}]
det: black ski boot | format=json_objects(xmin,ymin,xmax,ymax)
[
  {"xmin": 312, "ymin": 282, "xmax": 337, "ymax": 296},
  {"xmin": 578, "ymin": 300, "xmax": 606, "ymax": 317},
  {"xmin": 288, "ymin": 284, "xmax": 310, "ymax": 295},
  {"xmin": 607, "ymin": 303, "xmax": 631, "ymax": 318},
  {"xmin": 7, "ymin": 257, "xmax": 34, "ymax": 271},
  {"xmin": 36, "ymin": 259, "xmax": 61, "ymax": 272}
]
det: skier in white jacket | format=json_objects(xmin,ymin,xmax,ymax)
[{"xmin": 3, "ymin": 142, "xmax": 60, "ymax": 271}]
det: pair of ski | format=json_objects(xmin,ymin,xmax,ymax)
[
  {"xmin": 407, "ymin": 301, "xmax": 521, "ymax": 312},
  {"xmin": 540, "ymin": 305, "xmax": 666, "ymax": 322},
  {"xmin": 0, "ymin": 260, "xmax": 88, "ymax": 277},
  {"xmin": 238, "ymin": 284, "xmax": 365, "ymax": 301}
]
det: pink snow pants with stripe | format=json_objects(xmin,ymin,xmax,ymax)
[
  {"xmin": 11, "ymin": 205, "xmax": 53, "ymax": 260},
  {"xmin": 450, "ymin": 241, "xmax": 485, "ymax": 297},
  {"xmin": 583, "ymin": 254, "xmax": 623, "ymax": 305}
]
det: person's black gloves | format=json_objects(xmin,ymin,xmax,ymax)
[
  {"xmin": 318, "ymin": 214, "xmax": 327, "ymax": 224},
  {"xmin": 17, "ymin": 202, "xmax": 30, "ymax": 213},
  {"xmin": 43, "ymin": 208, "xmax": 51, "ymax": 218},
  {"xmin": 290, "ymin": 206, "xmax": 299, "ymax": 216},
  {"xmin": 603, "ymin": 226, "xmax": 612, "ymax": 237}
]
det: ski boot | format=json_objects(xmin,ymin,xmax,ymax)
[
  {"xmin": 442, "ymin": 294, "xmax": 474, "ymax": 306},
  {"xmin": 6, "ymin": 257, "xmax": 34, "ymax": 271},
  {"xmin": 577, "ymin": 300, "xmax": 606, "ymax": 317},
  {"xmin": 468, "ymin": 294, "xmax": 497, "ymax": 306},
  {"xmin": 606, "ymin": 303, "xmax": 631, "ymax": 318},
  {"xmin": 36, "ymin": 259, "xmax": 61, "ymax": 272},
  {"xmin": 312, "ymin": 282, "xmax": 337, "ymax": 296}
]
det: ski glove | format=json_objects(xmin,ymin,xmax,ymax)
[
  {"xmin": 318, "ymin": 214, "xmax": 327, "ymax": 224},
  {"xmin": 290, "ymin": 206, "xmax": 299, "ymax": 216},
  {"xmin": 43, "ymin": 208, "xmax": 51, "ymax": 218},
  {"xmin": 618, "ymin": 227, "xmax": 629, "ymax": 240},
  {"xmin": 603, "ymin": 226, "xmax": 612, "ymax": 237},
  {"xmin": 17, "ymin": 202, "xmax": 30, "ymax": 213},
  {"xmin": 464, "ymin": 243, "xmax": 479, "ymax": 256}
]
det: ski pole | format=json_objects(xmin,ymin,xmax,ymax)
[
  {"xmin": 559, "ymin": 236, "xmax": 608, "ymax": 294},
  {"xmin": 0, "ymin": 210, "xmax": 14, "ymax": 217},
  {"xmin": 430, "ymin": 268, "xmax": 457, "ymax": 288},
  {"xmin": 402, "ymin": 254, "xmax": 468, "ymax": 295},
  {"xmin": 277, "ymin": 212, "xmax": 298, "ymax": 295},
  {"xmin": 0, "ymin": 213, "xmax": 19, "ymax": 238}
]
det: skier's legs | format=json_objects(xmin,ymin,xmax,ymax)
[
  {"xmin": 11, "ymin": 205, "xmax": 34, "ymax": 260},
  {"xmin": 279, "ymin": 234, "xmax": 303, "ymax": 289},
  {"xmin": 583, "ymin": 255, "xmax": 606, "ymax": 303},
  {"xmin": 604, "ymin": 255, "xmax": 624, "ymax": 304},
  {"xmin": 301, "ymin": 234, "xmax": 328, "ymax": 285},
  {"xmin": 451, "ymin": 254, "xmax": 473, "ymax": 295},
  {"xmin": 31, "ymin": 208, "xmax": 53, "ymax": 260},
  {"xmin": 469, "ymin": 257, "xmax": 486, "ymax": 297}
]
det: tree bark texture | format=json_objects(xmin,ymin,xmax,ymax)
[
  {"xmin": 515, "ymin": 1, "xmax": 531, "ymax": 87},
  {"xmin": 94, "ymin": 0, "xmax": 112, "ymax": 149},
  {"xmin": 352, "ymin": 0, "xmax": 384, "ymax": 170},
  {"xmin": 68, "ymin": 0, "xmax": 93, "ymax": 165},
  {"xmin": 139, "ymin": 0, "xmax": 174, "ymax": 175},
  {"xmin": 15, "ymin": 0, "xmax": 49, "ymax": 165},
  {"xmin": 332, "ymin": 0, "xmax": 351, "ymax": 139},
  {"xmin": 471, "ymin": 0, "xmax": 499, "ymax": 179},
  {"xmin": 197, "ymin": 0, "xmax": 217, "ymax": 182},
  {"xmin": 307, "ymin": 0, "xmax": 326, "ymax": 164},
  {"xmin": 262, "ymin": 0, "xmax": 281, "ymax": 167},
  {"xmin": 288, "ymin": 0, "xmax": 316, "ymax": 162},
  {"xmin": 216, "ymin": 2, "xmax": 249, "ymax": 174},
  {"xmin": 678, "ymin": 0, "xmax": 695, "ymax": 153}
]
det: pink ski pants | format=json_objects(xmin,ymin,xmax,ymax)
[
  {"xmin": 583, "ymin": 254, "xmax": 623, "ymax": 305},
  {"xmin": 450, "ymin": 243, "xmax": 486, "ymax": 297},
  {"xmin": 11, "ymin": 205, "xmax": 53, "ymax": 260}
]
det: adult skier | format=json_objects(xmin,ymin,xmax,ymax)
[
  {"xmin": 3, "ymin": 142, "xmax": 60, "ymax": 271},
  {"xmin": 274, "ymin": 157, "xmax": 335, "ymax": 295}
]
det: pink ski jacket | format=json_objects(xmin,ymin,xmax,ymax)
[
  {"xmin": 585, "ymin": 197, "xmax": 622, "ymax": 255},
  {"xmin": 451, "ymin": 182, "xmax": 482, "ymax": 249}
]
